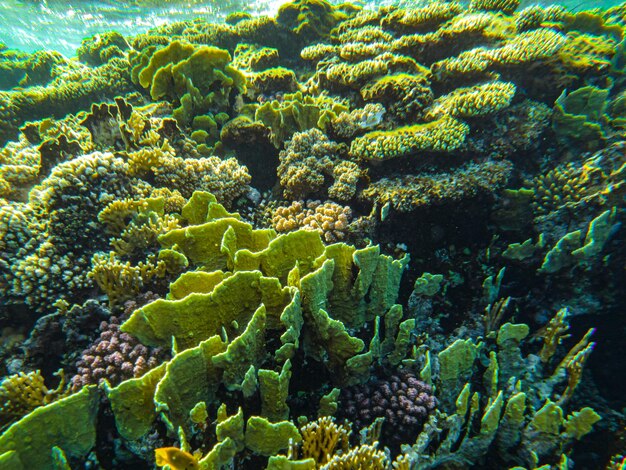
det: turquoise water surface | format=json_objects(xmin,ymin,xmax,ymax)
[{"xmin": 0, "ymin": 0, "xmax": 623, "ymax": 56}]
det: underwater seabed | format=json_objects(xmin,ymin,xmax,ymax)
[{"xmin": 0, "ymin": 0, "xmax": 625, "ymax": 468}]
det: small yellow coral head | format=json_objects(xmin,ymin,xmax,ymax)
[{"xmin": 155, "ymin": 447, "xmax": 199, "ymax": 470}]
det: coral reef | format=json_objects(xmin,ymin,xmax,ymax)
[
  {"xmin": 0, "ymin": 0, "xmax": 624, "ymax": 468},
  {"xmin": 361, "ymin": 159, "xmax": 512, "ymax": 212}
]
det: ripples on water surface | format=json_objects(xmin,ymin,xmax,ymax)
[{"xmin": 0, "ymin": 0, "xmax": 623, "ymax": 57}]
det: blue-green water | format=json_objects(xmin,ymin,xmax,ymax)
[{"xmin": 0, "ymin": 0, "xmax": 623, "ymax": 57}]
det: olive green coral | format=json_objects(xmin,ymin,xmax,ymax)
[
  {"xmin": 0, "ymin": 386, "xmax": 99, "ymax": 469},
  {"xmin": 255, "ymin": 91, "xmax": 348, "ymax": 147},
  {"xmin": 134, "ymin": 40, "xmax": 245, "ymax": 127}
]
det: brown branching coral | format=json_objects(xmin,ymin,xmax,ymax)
[
  {"xmin": 278, "ymin": 129, "xmax": 362, "ymax": 201},
  {"xmin": 299, "ymin": 416, "xmax": 351, "ymax": 465},
  {"xmin": 70, "ymin": 316, "xmax": 165, "ymax": 390},
  {"xmin": 0, "ymin": 370, "xmax": 68, "ymax": 428}
]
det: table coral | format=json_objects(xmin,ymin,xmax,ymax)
[
  {"xmin": 76, "ymin": 31, "xmax": 130, "ymax": 66},
  {"xmin": 276, "ymin": 0, "xmax": 360, "ymax": 40},
  {"xmin": 360, "ymin": 73, "xmax": 433, "ymax": 121},
  {"xmin": 469, "ymin": 0, "xmax": 520, "ymax": 14},
  {"xmin": 324, "ymin": 53, "xmax": 422, "ymax": 89},
  {"xmin": 383, "ymin": 1, "xmax": 464, "ymax": 32},
  {"xmin": 349, "ymin": 116, "xmax": 469, "ymax": 161},
  {"xmin": 248, "ymin": 66, "xmax": 298, "ymax": 96},
  {"xmin": 424, "ymin": 81, "xmax": 516, "ymax": 120},
  {"xmin": 431, "ymin": 28, "xmax": 567, "ymax": 81},
  {"xmin": 331, "ymin": 103, "xmax": 385, "ymax": 139}
]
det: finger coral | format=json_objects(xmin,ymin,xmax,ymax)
[{"xmin": 0, "ymin": 370, "xmax": 68, "ymax": 428}]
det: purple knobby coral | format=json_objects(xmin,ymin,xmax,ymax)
[
  {"xmin": 339, "ymin": 371, "xmax": 436, "ymax": 445},
  {"xmin": 70, "ymin": 316, "xmax": 164, "ymax": 390}
]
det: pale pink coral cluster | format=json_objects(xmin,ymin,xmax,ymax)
[{"xmin": 272, "ymin": 200, "xmax": 352, "ymax": 243}]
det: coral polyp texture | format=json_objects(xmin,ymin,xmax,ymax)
[{"xmin": 0, "ymin": 0, "xmax": 624, "ymax": 468}]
